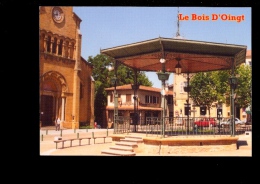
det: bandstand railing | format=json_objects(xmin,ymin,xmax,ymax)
[{"xmin": 112, "ymin": 116, "xmax": 251, "ymax": 136}]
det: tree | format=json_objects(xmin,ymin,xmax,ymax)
[
  {"xmin": 189, "ymin": 64, "xmax": 251, "ymax": 116},
  {"xmin": 233, "ymin": 64, "xmax": 252, "ymax": 109},
  {"xmin": 88, "ymin": 54, "xmax": 153, "ymax": 125},
  {"xmin": 211, "ymin": 65, "xmax": 251, "ymax": 109},
  {"xmin": 211, "ymin": 70, "xmax": 230, "ymax": 105},
  {"xmin": 189, "ymin": 72, "xmax": 218, "ymax": 116}
]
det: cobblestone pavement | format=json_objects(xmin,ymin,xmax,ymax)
[{"xmin": 39, "ymin": 127, "xmax": 252, "ymax": 156}]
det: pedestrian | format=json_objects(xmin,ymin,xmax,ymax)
[
  {"xmin": 56, "ymin": 118, "xmax": 61, "ymax": 131},
  {"xmin": 94, "ymin": 122, "xmax": 97, "ymax": 129}
]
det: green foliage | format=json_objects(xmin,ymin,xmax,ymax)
[
  {"xmin": 79, "ymin": 125, "xmax": 93, "ymax": 129},
  {"xmin": 189, "ymin": 64, "xmax": 251, "ymax": 111},
  {"xmin": 235, "ymin": 64, "xmax": 252, "ymax": 108},
  {"xmin": 190, "ymin": 72, "xmax": 218, "ymax": 115}
]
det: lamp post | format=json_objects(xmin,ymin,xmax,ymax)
[
  {"xmin": 157, "ymin": 58, "xmax": 170, "ymax": 138},
  {"xmin": 131, "ymin": 69, "xmax": 140, "ymax": 132},
  {"xmin": 108, "ymin": 62, "xmax": 118, "ymax": 134},
  {"xmin": 217, "ymin": 104, "xmax": 222, "ymax": 133},
  {"xmin": 229, "ymin": 75, "xmax": 238, "ymax": 137},
  {"xmin": 183, "ymin": 73, "xmax": 191, "ymax": 133}
]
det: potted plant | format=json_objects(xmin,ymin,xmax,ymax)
[{"xmin": 156, "ymin": 71, "xmax": 170, "ymax": 81}]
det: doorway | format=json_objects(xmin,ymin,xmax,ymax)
[{"xmin": 40, "ymin": 95, "xmax": 55, "ymax": 126}]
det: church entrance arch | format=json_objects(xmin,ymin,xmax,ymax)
[{"xmin": 40, "ymin": 71, "xmax": 68, "ymax": 127}]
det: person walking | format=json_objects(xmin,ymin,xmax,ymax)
[{"xmin": 56, "ymin": 118, "xmax": 61, "ymax": 131}]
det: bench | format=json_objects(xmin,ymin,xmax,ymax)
[
  {"xmin": 91, "ymin": 132, "xmax": 109, "ymax": 144},
  {"xmin": 92, "ymin": 136, "xmax": 107, "ymax": 144},
  {"xmin": 54, "ymin": 137, "xmax": 91, "ymax": 149}
]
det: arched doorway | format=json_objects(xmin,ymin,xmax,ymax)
[{"xmin": 40, "ymin": 71, "xmax": 67, "ymax": 127}]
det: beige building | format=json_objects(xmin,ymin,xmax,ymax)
[
  {"xmin": 105, "ymin": 84, "xmax": 173, "ymax": 127},
  {"xmin": 173, "ymin": 50, "xmax": 251, "ymax": 121},
  {"xmin": 39, "ymin": 6, "xmax": 95, "ymax": 129}
]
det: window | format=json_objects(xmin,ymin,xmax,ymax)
[
  {"xmin": 58, "ymin": 39, "xmax": 63, "ymax": 55},
  {"xmin": 47, "ymin": 36, "xmax": 51, "ymax": 52},
  {"xmin": 111, "ymin": 93, "xmax": 120, "ymax": 102},
  {"xmin": 145, "ymin": 95, "xmax": 149, "ymax": 103},
  {"xmin": 145, "ymin": 95, "xmax": 159, "ymax": 104},
  {"xmin": 153, "ymin": 96, "xmax": 156, "ymax": 103},
  {"xmin": 65, "ymin": 41, "xmax": 69, "ymax": 58},
  {"xmin": 110, "ymin": 93, "xmax": 113, "ymax": 102},
  {"xmin": 180, "ymin": 82, "xmax": 185, "ymax": 93},
  {"xmin": 167, "ymin": 96, "xmax": 173, "ymax": 105},
  {"xmin": 200, "ymin": 106, "xmax": 206, "ymax": 115},
  {"xmin": 126, "ymin": 94, "xmax": 131, "ymax": 103},
  {"xmin": 80, "ymin": 83, "xmax": 83, "ymax": 99},
  {"xmin": 150, "ymin": 96, "xmax": 153, "ymax": 103},
  {"xmin": 52, "ymin": 37, "xmax": 57, "ymax": 54}
]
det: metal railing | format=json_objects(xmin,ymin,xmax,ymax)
[{"xmin": 113, "ymin": 116, "xmax": 252, "ymax": 136}]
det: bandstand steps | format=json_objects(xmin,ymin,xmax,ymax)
[
  {"xmin": 119, "ymin": 138, "xmax": 144, "ymax": 143},
  {"xmin": 125, "ymin": 136, "xmax": 143, "ymax": 139},
  {"xmin": 101, "ymin": 135, "xmax": 144, "ymax": 156},
  {"xmin": 101, "ymin": 149, "xmax": 136, "ymax": 156},
  {"xmin": 109, "ymin": 145, "xmax": 134, "ymax": 152},
  {"xmin": 115, "ymin": 141, "xmax": 138, "ymax": 148}
]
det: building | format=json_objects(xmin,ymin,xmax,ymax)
[
  {"xmin": 173, "ymin": 50, "xmax": 251, "ymax": 122},
  {"xmin": 104, "ymin": 84, "xmax": 173, "ymax": 127},
  {"xmin": 243, "ymin": 50, "xmax": 252, "ymax": 123},
  {"xmin": 39, "ymin": 6, "xmax": 94, "ymax": 129}
]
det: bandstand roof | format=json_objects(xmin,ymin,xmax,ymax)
[{"xmin": 100, "ymin": 37, "xmax": 247, "ymax": 73}]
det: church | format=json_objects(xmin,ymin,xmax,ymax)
[{"xmin": 39, "ymin": 6, "xmax": 94, "ymax": 129}]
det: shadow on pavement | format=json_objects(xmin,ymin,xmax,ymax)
[{"xmin": 237, "ymin": 140, "xmax": 248, "ymax": 149}]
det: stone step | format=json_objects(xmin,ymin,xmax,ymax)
[
  {"xmin": 115, "ymin": 141, "xmax": 138, "ymax": 148},
  {"xmin": 100, "ymin": 153, "xmax": 117, "ymax": 156},
  {"xmin": 101, "ymin": 149, "xmax": 136, "ymax": 156},
  {"xmin": 109, "ymin": 145, "xmax": 134, "ymax": 152},
  {"xmin": 120, "ymin": 138, "xmax": 143, "ymax": 143},
  {"xmin": 125, "ymin": 136, "xmax": 143, "ymax": 139}
]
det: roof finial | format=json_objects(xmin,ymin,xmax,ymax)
[{"xmin": 176, "ymin": 7, "xmax": 180, "ymax": 37}]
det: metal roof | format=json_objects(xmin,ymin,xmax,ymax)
[{"xmin": 101, "ymin": 37, "xmax": 247, "ymax": 73}]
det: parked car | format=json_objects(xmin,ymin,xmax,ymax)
[
  {"xmin": 194, "ymin": 118, "xmax": 217, "ymax": 127},
  {"xmin": 245, "ymin": 121, "xmax": 252, "ymax": 125},
  {"xmin": 220, "ymin": 118, "xmax": 244, "ymax": 127}
]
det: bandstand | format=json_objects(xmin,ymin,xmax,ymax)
[{"xmin": 101, "ymin": 37, "xmax": 247, "ymax": 138}]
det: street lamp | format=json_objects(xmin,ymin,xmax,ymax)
[
  {"xmin": 229, "ymin": 75, "xmax": 238, "ymax": 137},
  {"xmin": 132, "ymin": 82, "xmax": 140, "ymax": 132},
  {"xmin": 109, "ymin": 63, "xmax": 118, "ymax": 134},
  {"xmin": 183, "ymin": 73, "xmax": 193, "ymax": 133},
  {"xmin": 131, "ymin": 69, "xmax": 140, "ymax": 132},
  {"xmin": 157, "ymin": 58, "xmax": 170, "ymax": 138}
]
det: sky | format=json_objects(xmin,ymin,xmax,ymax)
[{"xmin": 73, "ymin": 7, "xmax": 251, "ymax": 88}]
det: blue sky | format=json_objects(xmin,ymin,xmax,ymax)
[{"xmin": 73, "ymin": 7, "xmax": 251, "ymax": 88}]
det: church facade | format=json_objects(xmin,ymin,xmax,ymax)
[{"xmin": 39, "ymin": 6, "xmax": 94, "ymax": 129}]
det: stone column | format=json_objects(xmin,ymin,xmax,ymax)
[
  {"xmin": 50, "ymin": 37, "xmax": 53, "ymax": 53},
  {"xmin": 61, "ymin": 96, "xmax": 65, "ymax": 128},
  {"xmin": 62, "ymin": 42, "xmax": 66, "ymax": 57},
  {"xmin": 43, "ymin": 35, "xmax": 48, "ymax": 52},
  {"xmin": 56, "ymin": 40, "xmax": 60, "ymax": 55}
]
